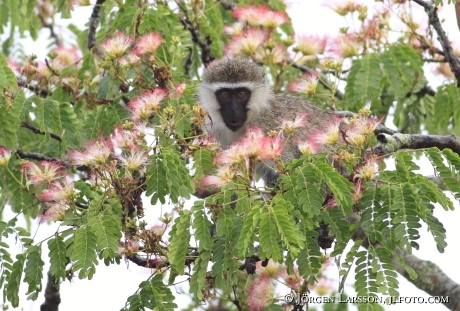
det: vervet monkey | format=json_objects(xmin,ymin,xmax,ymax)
[{"xmin": 197, "ymin": 58, "xmax": 339, "ymax": 187}]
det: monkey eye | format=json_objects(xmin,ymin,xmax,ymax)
[
  {"xmin": 236, "ymin": 91, "xmax": 247, "ymax": 100},
  {"xmin": 218, "ymin": 91, "xmax": 230, "ymax": 100}
]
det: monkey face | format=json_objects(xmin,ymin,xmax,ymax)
[{"xmin": 216, "ymin": 87, "xmax": 251, "ymax": 131}]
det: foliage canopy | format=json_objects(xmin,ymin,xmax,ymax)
[{"xmin": 0, "ymin": 0, "xmax": 459, "ymax": 310}]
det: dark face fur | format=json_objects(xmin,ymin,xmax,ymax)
[{"xmin": 216, "ymin": 87, "xmax": 251, "ymax": 131}]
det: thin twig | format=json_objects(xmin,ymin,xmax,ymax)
[
  {"xmin": 21, "ymin": 121, "xmax": 62, "ymax": 142},
  {"xmin": 176, "ymin": 1, "xmax": 215, "ymax": 64},
  {"xmin": 292, "ymin": 62, "xmax": 344, "ymax": 100},
  {"xmin": 422, "ymin": 58, "xmax": 447, "ymax": 63},
  {"xmin": 15, "ymin": 149, "xmax": 62, "ymax": 163},
  {"xmin": 45, "ymin": 59, "xmax": 60, "ymax": 77},
  {"xmin": 38, "ymin": 16, "xmax": 62, "ymax": 47},
  {"xmin": 411, "ymin": 0, "xmax": 460, "ymax": 86}
]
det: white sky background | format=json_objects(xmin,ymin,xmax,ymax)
[{"xmin": 3, "ymin": 1, "xmax": 460, "ymax": 310}]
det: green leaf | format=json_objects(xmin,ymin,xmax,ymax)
[
  {"xmin": 354, "ymin": 55, "xmax": 381, "ymax": 104},
  {"xmin": 380, "ymin": 45, "xmax": 424, "ymax": 100},
  {"xmin": 310, "ymin": 162, "xmax": 354, "ymax": 215},
  {"xmin": 54, "ymin": 102, "xmax": 82, "ymax": 149},
  {"xmin": 420, "ymin": 201, "xmax": 447, "ymax": 253},
  {"xmin": 192, "ymin": 201, "xmax": 213, "ymax": 251},
  {"xmin": 344, "ymin": 55, "xmax": 380, "ymax": 110},
  {"xmin": 297, "ymin": 230, "xmax": 322, "ymax": 283},
  {"xmin": 192, "ymin": 149, "xmax": 216, "ymax": 181},
  {"xmin": 168, "ymin": 210, "xmax": 191, "ymax": 274},
  {"xmin": 343, "ymin": 57, "xmax": 361, "ymax": 108},
  {"xmin": 237, "ymin": 204, "xmax": 261, "ymax": 258},
  {"xmin": 5, "ymin": 163, "xmax": 34, "ymax": 214},
  {"xmin": 71, "ymin": 226, "xmax": 98, "ymax": 279},
  {"xmin": 189, "ymin": 250, "xmax": 211, "ymax": 301},
  {"xmin": 0, "ymin": 52, "xmax": 18, "ymax": 91},
  {"xmin": 97, "ymin": 74, "xmax": 120, "ymax": 100},
  {"xmin": 89, "ymin": 214, "xmax": 122, "ymax": 259},
  {"xmin": 339, "ymin": 239, "xmax": 362, "ymax": 292},
  {"xmin": 5, "ymin": 254, "xmax": 25, "ymax": 307},
  {"xmin": 373, "ymin": 248, "xmax": 399, "ymax": 297},
  {"xmin": 426, "ymin": 148, "xmax": 460, "ymax": 199},
  {"xmin": 48, "ymin": 236, "xmax": 67, "ymax": 280},
  {"xmin": 35, "ymin": 98, "xmax": 57, "ymax": 136},
  {"xmin": 321, "ymin": 208, "xmax": 351, "ymax": 243},
  {"xmin": 199, "ymin": 0, "xmax": 224, "ymax": 58},
  {"xmin": 413, "ymin": 175, "xmax": 453, "ymax": 211},
  {"xmin": 279, "ymin": 164, "xmax": 323, "ymax": 219},
  {"xmin": 215, "ymin": 206, "xmax": 236, "ymax": 237},
  {"xmin": 395, "ymin": 152, "xmax": 419, "ymax": 181},
  {"xmin": 24, "ymin": 245, "xmax": 44, "ymax": 300},
  {"xmin": 146, "ymin": 153, "xmax": 169, "ymax": 205},
  {"xmin": 11, "ymin": 89, "xmax": 29, "ymax": 121},
  {"xmin": 354, "ymin": 250, "xmax": 378, "ymax": 299},
  {"xmin": 124, "ymin": 275, "xmax": 177, "ymax": 311},
  {"xmin": 391, "ymin": 184, "xmax": 421, "ymax": 254},
  {"xmin": 428, "ymin": 84, "xmax": 460, "ymax": 133},
  {"xmin": 271, "ymin": 195, "xmax": 305, "ymax": 256},
  {"xmin": 162, "ymin": 147, "xmax": 194, "ymax": 203},
  {"xmin": 82, "ymin": 104, "xmax": 130, "ymax": 140},
  {"xmin": 259, "ymin": 209, "xmax": 282, "ymax": 262},
  {"xmin": 262, "ymin": 304, "xmax": 285, "ymax": 311},
  {"xmin": 211, "ymin": 235, "xmax": 239, "ymax": 290},
  {"xmin": 0, "ymin": 106, "xmax": 20, "ymax": 149},
  {"xmin": 146, "ymin": 146, "xmax": 194, "ymax": 205}
]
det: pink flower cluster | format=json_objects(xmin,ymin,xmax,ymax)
[
  {"xmin": 68, "ymin": 126, "xmax": 150, "ymax": 179},
  {"xmin": 21, "ymin": 161, "xmax": 75, "ymax": 223},
  {"xmin": 203, "ymin": 127, "xmax": 284, "ymax": 187},
  {"xmin": 100, "ymin": 31, "xmax": 163, "ymax": 59},
  {"xmin": 128, "ymin": 88, "xmax": 167, "ymax": 121},
  {"xmin": 245, "ymin": 258, "xmax": 335, "ymax": 310},
  {"xmin": 233, "ymin": 6, "xmax": 288, "ymax": 28},
  {"xmin": 68, "ymin": 139, "xmax": 113, "ymax": 167},
  {"xmin": 0, "ymin": 148, "xmax": 12, "ymax": 166},
  {"xmin": 288, "ymin": 73, "xmax": 318, "ymax": 95},
  {"xmin": 127, "ymin": 85, "xmax": 187, "ymax": 120},
  {"xmin": 224, "ymin": 5, "xmax": 288, "ymax": 64},
  {"xmin": 22, "ymin": 161, "xmax": 63, "ymax": 185}
]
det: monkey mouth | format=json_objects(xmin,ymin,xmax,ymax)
[{"xmin": 226, "ymin": 120, "xmax": 243, "ymax": 131}]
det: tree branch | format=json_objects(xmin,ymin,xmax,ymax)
[
  {"xmin": 412, "ymin": 0, "xmax": 460, "ymax": 86},
  {"xmin": 352, "ymin": 215, "xmax": 460, "ymax": 311},
  {"xmin": 21, "ymin": 121, "xmax": 62, "ymax": 142},
  {"xmin": 40, "ymin": 271, "xmax": 61, "ymax": 311},
  {"xmin": 394, "ymin": 248, "xmax": 460, "ymax": 310},
  {"xmin": 87, "ymin": 0, "xmax": 106, "ymax": 50},
  {"xmin": 183, "ymin": 47, "xmax": 193, "ymax": 77},
  {"xmin": 375, "ymin": 133, "xmax": 460, "ymax": 155}
]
